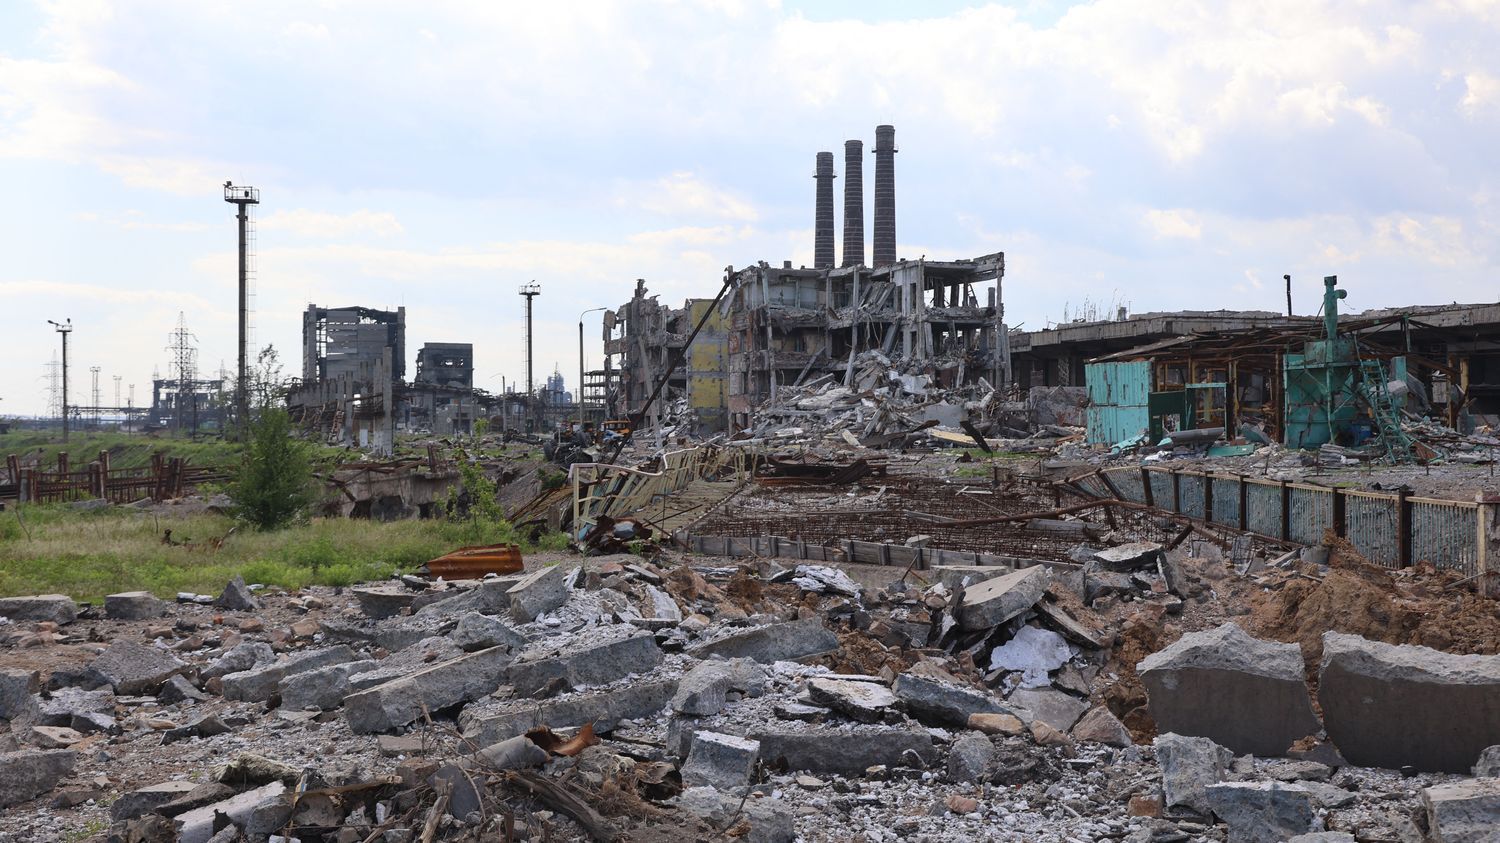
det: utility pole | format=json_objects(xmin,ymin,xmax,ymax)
[
  {"xmin": 224, "ymin": 181, "xmax": 259, "ymax": 437},
  {"xmin": 1285, "ymin": 274, "xmax": 1293, "ymax": 317},
  {"xmin": 90, "ymin": 366, "xmax": 101, "ymax": 429},
  {"xmin": 579, "ymin": 307, "xmax": 605, "ymax": 427},
  {"xmin": 519, "ymin": 282, "xmax": 540, "ymax": 433},
  {"xmin": 48, "ymin": 319, "xmax": 72, "ymax": 442}
]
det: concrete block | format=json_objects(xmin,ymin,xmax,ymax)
[
  {"xmin": 415, "ymin": 575, "xmax": 525, "ymax": 618},
  {"xmin": 344, "ymin": 646, "xmax": 512, "ymax": 733},
  {"xmin": 0, "ymin": 669, "xmax": 40, "ymax": 725},
  {"xmin": 672, "ymin": 658, "xmax": 767, "ymax": 716},
  {"xmin": 174, "ymin": 782, "xmax": 285, "ymax": 843},
  {"xmin": 508, "ymin": 565, "xmax": 569, "ymax": 623},
  {"xmin": 353, "ymin": 584, "xmax": 460, "ymax": 620},
  {"xmin": 89, "ymin": 641, "xmax": 187, "ymax": 695},
  {"xmin": 1421, "ymin": 778, "xmax": 1500, "ymax": 843},
  {"xmin": 202, "ymin": 641, "xmax": 276, "ymax": 680},
  {"xmin": 806, "ymin": 677, "xmax": 896, "ymax": 723},
  {"xmin": 1007, "ymin": 687, "xmax": 1088, "ymax": 732},
  {"xmin": 104, "ymin": 591, "xmax": 167, "ymax": 620},
  {"xmin": 507, "ymin": 633, "xmax": 662, "ymax": 697},
  {"xmin": 1475, "ymin": 746, "xmax": 1500, "ymax": 777},
  {"xmin": 222, "ymin": 646, "xmax": 355, "ymax": 703},
  {"xmin": 1319, "ymin": 632, "xmax": 1500, "ymax": 772},
  {"xmin": 956, "ymin": 566, "xmax": 1050, "ymax": 630},
  {"xmin": 461, "ymin": 679, "xmax": 678, "ymax": 747},
  {"xmin": 111, "ymin": 780, "xmax": 200, "ymax": 822},
  {"xmin": 450, "ymin": 612, "xmax": 527, "ymax": 653},
  {"xmin": 0, "ymin": 594, "xmax": 78, "ymax": 625},
  {"xmin": 751, "ymin": 727, "xmax": 936, "ymax": 776},
  {"xmin": 687, "ymin": 618, "xmax": 839, "ymax": 664},
  {"xmin": 279, "ymin": 659, "xmax": 378, "ymax": 711},
  {"xmin": 0, "ymin": 749, "xmax": 76, "ymax": 808},
  {"xmin": 157, "ymin": 674, "xmax": 208, "ymax": 705},
  {"xmin": 215, "ymin": 576, "xmax": 260, "ymax": 611},
  {"xmin": 892, "ymin": 673, "xmax": 1008, "ymax": 728},
  {"xmin": 1155, "ymin": 732, "xmax": 1231, "ymax": 816},
  {"xmin": 1070, "ymin": 706, "xmax": 1132, "ymax": 747},
  {"xmin": 681, "ymin": 731, "xmax": 759, "ymax": 790},
  {"xmin": 1139, "ymin": 623, "xmax": 1320, "ymax": 756},
  {"xmin": 1203, "ymin": 781, "xmax": 1320, "ymax": 843},
  {"xmin": 675, "ymin": 787, "xmax": 794, "ymax": 843},
  {"xmin": 946, "ymin": 731, "xmax": 994, "ymax": 783}
]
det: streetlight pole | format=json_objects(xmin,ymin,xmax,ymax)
[
  {"xmin": 48, "ymin": 319, "xmax": 72, "ymax": 443},
  {"xmin": 579, "ymin": 307, "xmax": 605, "ymax": 427}
]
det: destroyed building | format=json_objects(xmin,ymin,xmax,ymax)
[
  {"xmin": 287, "ymin": 305, "xmax": 405, "ymax": 451},
  {"xmin": 406, "ymin": 343, "xmax": 479, "ymax": 435},
  {"xmin": 603, "ymin": 280, "xmax": 730, "ymax": 433}
]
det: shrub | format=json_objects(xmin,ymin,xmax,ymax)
[{"xmin": 230, "ymin": 408, "xmax": 315, "ymax": 530}]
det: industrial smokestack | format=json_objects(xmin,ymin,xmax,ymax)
[
  {"xmin": 813, "ymin": 151, "xmax": 836, "ymax": 269},
  {"xmin": 872, "ymin": 124, "xmax": 897, "ymax": 266},
  {"xmin": 842, "ymin": 140, "xmax": 864, "ymax": 267}
]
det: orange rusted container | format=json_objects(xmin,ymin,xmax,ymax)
[{"xmin": 423, "ymin": 543, "xmax": 524, "ymax": 578}]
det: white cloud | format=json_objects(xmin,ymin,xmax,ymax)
[
  {"xmin": 634, "ymin": 172, "xmax": 760, "ymax": 222},
  {"xmin": 258, "ymin": 209, "xmax": 405, "ymax": 239},
  {"xmin": 1461, "ymin": 71, "xmax": 1500, "ymax": 116},
  {"xmin": 1144, "ymin": 208, "xmax": 1202, "ymax": 239}
]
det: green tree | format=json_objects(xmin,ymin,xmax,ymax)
[{"xmin": 230, "ymin": 407, "xmax": 315, "ymax": 530}]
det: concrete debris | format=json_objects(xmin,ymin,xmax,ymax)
[
  {"xmin": 753, "ymin": 727, "xmax": 937, "ymax": 776},
  {"xmin": 1070, "ymin": 706, "xmax": 1132, "ymax": 747},
  {"xmin": 789, "ymin": 565, "xmax": 862, "ymax": 597},
  {"xmin": 1473, "ymin": 745, "xmax": 1500, "ymax": 777},
  {"xmin": 892, "ymin": 672, "xmax": 1011, "ymax": 728},
  {"xmin": 0, "ymin": 594, "xmax": 78, "ymax": 625},
  {"xmin": 805, "ymin": 676, "xmax": 898, "ymax": 723},
  {"xmin": 1319, "ymin": 631, "xmax": 1500, "ymax": 773},
  {"xmin": 449, "ymin": 611, "xmax": 527, "ymax": 653},
  {"xmin": 0, "ymin": 669, "xmax": 40, "ymax": 725},
  {"xmin": 1007, "ymin": 686, "xmax": 1088, "ymax": 732},
  {"xmin": 215, "ymin": 576, "xmax": 260, "ymax": 612},
  {"xmin": 1139, "ymin": 622, "xmax": 1321, "ymax": 756},
  {"xmin": 89, "ymin": 640, "xmax": 188, "ymax": 696},
  {"xmin": 946, "ymin": 730, "xmax": 996, "ymax": 782},
  {"xmin": 1155, "ymin": 732, "xmax": 1232, "ymax": 816},
  {"xmin": 1203, "ymin": 781, "xmax": 1322, "ymax": 843},
  {"xmin": 507, "ymin": 564, "xmax": 569, "ymax": 623},
  {"xmin": 0, "ymin": 749, "xmax": 75, "ymax": 809},
  {"xmin": 1421, "ymin": 778, "xmax": 1500, "ymax": 843},
  {"xmin": 110, "ymin": 780, "xmax": 200, "ymax": 822},
  {"xmin": 156, "ymin": 674, "xmax": 208, "ymax": 704},
  {"xmin": 681, "ymin": 730, "xmax": 761, "ymax": 790},
  {"xmin": 956, "ymin": 565, "xmax": 1051, "ymax": 630},
  {"xmin": 344, "ymin": 645, "xmax": 512, "ymax": 733},
  {"xmin": 507, "ymin": 632, "xmax": 662, "ymax": 697},
  {"xmin": 222, "ymin": 645, "xmax": 355, "ymax": 702},
  {"xmin": 688, "ymin": 618, "xmax": 840, "ymax": 663},
  {"xmin": 988, "ymin": 625, "xmax": 1072, "ymax": 688},
  {"xmin": 104, "ymin": 591, "xmax": 167, "ymax": 620},
  {"xmin": 278, "ymin": 659, "xmax": 377, "ymax": 711},
  {"xmin": 673, "ymin": 657, "xmax": 768, "ymax": 716},
  {"xmin": 675, "ymin": 786, "xmax": 794, "ymax": 843}
]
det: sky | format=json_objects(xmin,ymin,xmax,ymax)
[{"xmin": 1, "ymin": 0, "xmax": 1497, "ymax": 416}]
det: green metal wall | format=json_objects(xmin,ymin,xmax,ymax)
[{"xmin": 1085, "ymin": 361, "xmax": 1151, "ymax": 445}]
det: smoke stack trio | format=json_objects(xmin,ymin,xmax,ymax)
[{"xmin": 813, "ymin": 125, "xmax": 896, "ymax": 269}]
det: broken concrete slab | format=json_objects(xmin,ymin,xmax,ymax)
[
  {"xmin": 0, "ymin": 594, "xmax": 78, "ymax": 625},
  {"xmin": 1155, "ymin": 733, "xmax": 1232, "ymax": 816},
  {"xmin": 752, "ymin": 727, "xmax": 936, "ymax": 776},
  {"xmin": 1007, "ymin": 687, "xmax": 1088, "ymax": 732},
  {"xmin": 174, "ymin": 781, "xmax": 286, "ymax": 843},
  {"xmin": 675, "ymin": 787, "xmax": 794, "ymax": 843},
  {"xmin": 806, "ymin": 677, "xmax": 897, "ymax": 723},
  {"xmin": 956, "ymin": 565, "xmax": 1050, "ymax": 631},
  {"xmin": 1474, "ymin": 746, "xmax": 1500, "ymax": 777},
  {"xmin": 461, "ymin": 679, "xmax": 678, "ymax": 747},
  {"xmin": 681, "ymin": 731, "xmax": 760, "ymax": 790},
  {"xmin": 352, "ymin": 583, "xmax": 460, "ymax": 620},
  {"xmin": 507, "ymin": 633, "xmax": 662, "ymax": 697},
  {"xmin": 201, "ymin": 641, "xmax": 276, "ymax": 680},
  {"xmin": 221, "ymin": 645, "xmax": 355, "ymax": 703},
  {"xmin": 215, "ymin": 576, "xmax": 259, "ymax": 612},
  {"xmin": 450, "ymin": 612, "xmax": 527, "ymax": 653},
  {"xmin": 104, "ymin": 591, "xmax": 167, "ymax": 620},
  {"xmin": 1421, "ymin": 778, "xmax": 1500, "ymax": 843},
  {"xmin": 1091, "ymin": 542, "xmax": 1164, "ymax": 571},
  {"xmin": 892, "ymin": 673, "xmax": 1010, "ymax": 728},
  {"xmin": 1287, "ymin": 834, "xmax": 1356, "ymax": 843},
  {"xmin": 347, "ymin": 637, "xmax": 462, "ymax": 690},
  {"xmin": 89, "ymin": 641, "xmax": 187, "ymax": 695},
  {"xmin": 0, "ymin": 749, "xmax": 76, "ymax": 809},
  {"xmin": 687, "ymin": 618, "xmax": 840, "ymax": 664},
  {"xmin": 472, "ymin": 735, "xmax": 549, "ymax": 771},
  {"xmin": 111, "ymin": 780, "xmax": 200, "ymax": 822},
  {"xmin": 672, "ymin": 658, "xmax": 768, "ymax": 716},
  {"xmin": 0, "ymin": 669, "xmax": 40, "ymax": 725},
  {"xmin": 37, "ymin": 687, "xmax": 113, "ymax": 732},
  {"xmin": 345, "ymin": 645, "xmax": 512, "ymax": 733},
  {"xmin": 989, "ymin": 625, "xmax": 1071, "ymax": 688},
  {"xmin": 279, "ymin": 659, "xmax": 378, "ymax": 711},
  {"xmin": 644, "ymin": 584, "xmax": 683, "ymax": 622},
  {"xmin": 28, "ymin": 725, "xmax": 83, "ymax": 748},
  {"xmin": 1139, "ymin": 622, "xmax": 1320, "ymax": 756},
  {"xmin": 1204, "ymin": 781, "xmax": 1321, "ymax": 843},
  {"xmin": 1319, "ymin": 631, "xmax": 1500, "ymax": 773},
  {"xmin": 157, "ymin": 674, "xmax": 208, "ymax": 705},
  {"xmin": 415, "ymin": 575, "xmax": 526, "ymax": 618},
  {"xmin": 508, "ymin": 564, "xmax": 569, "ymax": 623}
]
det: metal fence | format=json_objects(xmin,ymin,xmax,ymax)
[{"xmin": 1091, "ymin": 465, "xmax": 1494, "ymax": 579}]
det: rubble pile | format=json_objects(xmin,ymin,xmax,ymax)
[{"xmin": 2, "ymin": 536, "xmax": 1500, "ymax": 841}]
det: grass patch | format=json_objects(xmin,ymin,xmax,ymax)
[
  {"xmin": 0, "ymin": 503, "xmax": 567, "ymax": 602},
  {"xmin": 0, "ymin": 430, "xmax": 348, "ymax": 471}
]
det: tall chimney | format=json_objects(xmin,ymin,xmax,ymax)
[
  {"xmin": 872, "ymin": 124, "xmax": 897, "ymax": 266},
  {"xmin": 813, "ymin": 151, "xmax": 836, "ymax": 269},
  {"xmin": 842, "ymin": 139, "xmax": 864, "ymax": 267}
]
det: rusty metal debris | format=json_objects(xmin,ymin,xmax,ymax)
[
  {"xmin": 754, "ymin": 456, "xmax": 887, "ymax": 486},
  {"xmin": 524, "ymin": 723, "xmax": 600, "ymax": 757},
  {"xmin": 421, "ymin": 543, "xmax": 523, "ymax": 578}
]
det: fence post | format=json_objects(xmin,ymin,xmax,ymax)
[
  {"xmin": 88, "ymin": 462, "xmax": 102, "ymax": 499},
  {"xmin": 1141, "ymin": 467, "xmax": 1154, "ymax": 507},
  {"xmin": 57, "ymin": 452, "xmax": 69, "ymax": 475},
  {"xmin": 1279, "ymin": 480, "xmax": 1291, "ymax": 541},
  {"xmin": 1202, "ymin": 474, "xmax": 1213, "ymax": 524},
  {"xmin": 1477, "ymin": 494, "xmax": 1496, "ymax": 593},
  {"xmin": 1332, "ymin": 489, "xmax": 1346, "ymax": 539},
  {"xmin": 1238, "ymin": 475, "xmax": 1248, "ymax": 531},
  {"xmin": 1171, "ymin": 470, "xmax": 1181, "ymax": 513},
  {"xmin": 1396, "ymin": 488, "xmax": 1411, "ymax": 568}
]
